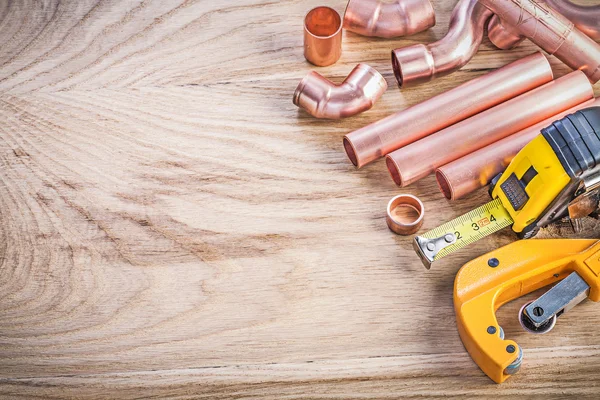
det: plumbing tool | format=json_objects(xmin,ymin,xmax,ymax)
[
  {"xmin": 414, "ymin": 107, "xmax": 600, "ymax": 268},
  {"xmin": 454, "ymin": 238, "xmax": 600, "ymax": 383}
]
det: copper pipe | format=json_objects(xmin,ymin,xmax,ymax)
[
  {"xmin": 343, "ymin": 52, "xmax": 552, "ymax": 168},
  {"xmin": 487, "ymin": 15, "xmax": 525, "ymax": 50},
  {"xmin": 479, "ymin": 0, "xmax": 600, "ymax": 83},
  {"xmin": 390, "ymin": 0, "xmax": 492, "ymax": 87},
  {"xmin": 343, "ymin": 0, "xmax": 435, "ymax": 38},
  {"xmin": 304, "ymin": 6, "xmax": 343, "ymax": 67},
  {"xmin": 293, "ymin": 64, "xmax": 388, "ymax": 119},
  {"xmin": 436, "ymin": 97, "xmax": 600, "ymax": 200},
  {"xmin": 545, "ymin": 0, "xmax": 600, "ymax": 42},
  {"xmin": 385, "ymin": 71, "xmax": 594, "ymax": 187}
]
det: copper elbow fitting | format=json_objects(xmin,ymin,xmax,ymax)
[
  {"xmin": 293, "ymin": 64, "xmax": 388, "ymax": 119},
  {"xmin": 545, "ymin": 0, "xmax": 600, "ymax": 42},
  {"xmin": 487, "ymin": 15, "xmax": 525, "ymax": 50},
  {"xmin": 478, "ymin": 0, "xmax": 600, "ymax": 83},
  {"xmin": 343, "ymin": 0, "xmax": 436, "ymax": 39},
  {"xmin": 304, "ymin": 6, "xmax": 343, "ymax": 67},
  {"xmin": 391, "ymin": 0, "xmax": 492, "ymax": 87}
]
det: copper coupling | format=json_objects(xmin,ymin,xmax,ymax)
[
  {"xmin": 386, "ymin": 194, "xmax": 425, "ymax": 235},
  {"xmin": 343, "ymin": 0, "xmax": 436, "ymax": 38},
  {"xmin": 304, "ymin": 6, "xmax": 343, "ymax": 67}
]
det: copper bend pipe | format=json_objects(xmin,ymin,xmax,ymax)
[
  {"xmin": 436, "ymin": 97, "xmax": 600, "ymax": 200},
  {"xmin": 391, "ymin": 0, "xmax": 492, "ymax": 87},
  {"xmin": 545, "ymin": 0, "xmax": 600, "ymax": 42},
  {"xmin": 343, "ymin": 0, "xmax": 436, "ymax": 38},
  {"xmin": 479, "ymin": 0, "xmax": 600, "ymax": 83},
  {"xmin": 293, "ymin": 64, "xmax": 388, "ymax": 119},
  {"xmin": 385, "ymin": 71, "xmax": 594, "ymax": 187}
]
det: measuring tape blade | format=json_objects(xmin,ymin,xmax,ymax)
[{"xmin": 413, "ymin": 198, "xmax": 514, "ymax": 268}]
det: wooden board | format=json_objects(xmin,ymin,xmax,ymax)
[{"xmin": 0, "ymin": 0, "xmax": 599, "ymax": 398}]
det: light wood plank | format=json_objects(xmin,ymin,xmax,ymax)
[{"xmin": 0, "ymin": 0, "xmax": 599, "ymax": 397}]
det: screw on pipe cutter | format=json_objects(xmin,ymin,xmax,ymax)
[{"xmin": 454, "ymin": 239, "xmax": 600, "ymax": 383}]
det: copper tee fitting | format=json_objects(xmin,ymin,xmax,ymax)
[
  {"xmin": 293, "ymin": 64, "xmax": 388, "ymax": 119},
  {"xmin": 343, "ymin": 0, "xmax": 436, "ymax": 38},
  {"xmin": 478, "ymin": 0, "xmax": 600, "ymax": 83},
  {"xmin": 391, "ymin": 0, "xmax": 492, "ymax": 87},
  {"xmin": 489, "ymin": 1, "xmax": 600, "ymax": 50},
  {"xmin": 304, "ymin": 6, "xmax": 343, "ymax": 67},
  {"xmin": 545, "ymin": 0, "xmax": 600, "ymax": 42}
]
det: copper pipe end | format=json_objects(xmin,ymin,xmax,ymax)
[
  {"xmin": 304, "ymin": 6, "xmax": 343, "ymax": 67},
  {"xmin": 386, "ymin": 194, "xmax": 425, "ymax": 235},
  {"xmin": 435, "ymin": 169, "xmax": 454, "ymax": 200},
  {"xmin": 343, "ymin": 136, "xmax": 359, "ymax": 166},
  {"xmin": 487, "ymin": 15, "xmax": 525, "ymax": 50},
  {"xmin": 343, "ymin": 0, "xmax": 435, "ymax": 39},
  {"xmin": 293, "ymin": 64, "xmax": 388, "ymax": 119},
  {"xmin": 479, "ymin": 0, "xmax": 600, "ymax": 83}
]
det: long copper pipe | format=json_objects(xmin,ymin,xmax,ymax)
[
  {"xmin": 385, "ymin": 71, "xmax": 594, "ymax": 187},
  {"xmin": 293, "ymin": 64, "xmax": 388, "ymax": 119},
  {"xmin": 343, "ymin": 0, "xmax": 436, "ymax": 38},
  {"xmin": 545, "ymin": 0, "xmax": 600, "ymax": 42},
  {"xmin": 343, "ymin": 52, "xmax": 552, "ymax": 168},
  {"xmin": 390, "ymin": 0, "xmax": 492, "ymax": 87},
  {"xmin": 479, "ymin": 0, "xmax": 600, "ymax": 83},
  {"xmin": 436, "ymin": 97, "xmax": 600, "ymax": 200}
]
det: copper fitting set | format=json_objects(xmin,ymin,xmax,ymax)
[{"xmin": 292, "ymin": 0, "xmax": 600, "ymax": 236}]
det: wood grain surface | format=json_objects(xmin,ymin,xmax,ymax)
[{"xmin": 0, "ymin": 0, "xmax": 599, "ymax": 398}]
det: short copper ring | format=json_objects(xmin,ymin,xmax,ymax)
[{"xmin": 386, "ymin": 194, "xmax": 425, "ymax": 235}]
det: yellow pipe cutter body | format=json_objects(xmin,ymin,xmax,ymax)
[{"xmin": 454, "ymin": 239, "xmax": 600, "ymax": 383}]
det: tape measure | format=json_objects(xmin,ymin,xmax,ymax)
[
  {"xmin": 414, "ymin": 107, "xmax": 600, "ymax": 269},
  {"xmin": 414, "ymin": 198, "xmax": 514, "ymax": 268}
]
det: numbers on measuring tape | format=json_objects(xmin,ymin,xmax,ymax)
[{"xmin": 418, "ymin": 198, "xmax": 515, "ymax": 262}]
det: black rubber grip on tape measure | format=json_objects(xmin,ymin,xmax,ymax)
[{"xmin": 542, "ymin": 107, "xmax": 600, "ymax": 178}]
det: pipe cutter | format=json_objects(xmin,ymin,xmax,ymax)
[{"xmin": 454, "ymin": 238, "xmax": 600, "ymax": 383}]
